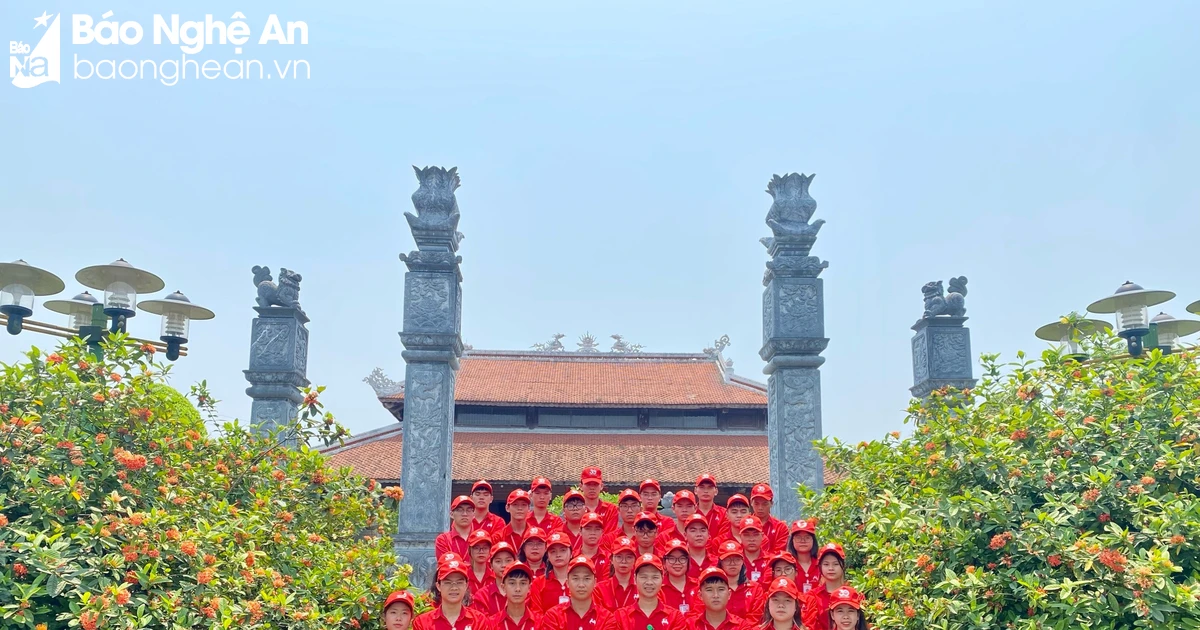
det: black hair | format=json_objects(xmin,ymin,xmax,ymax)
[
  {"xmin": 817, "ymin": 551, "xmax": 846, "ymax": 572},
  {"xmin": 502, "ymin": 567, "xmax": 532, "ymax": 583},
  {"xmin": 758, "ymin": 591, "xmax": 804, "ymax": 628},
  {"xmin": 518, "ymin": 540, "xmax": 551, "ymax": 574},
  {"xmin": 827, "ymin": 606, "xmax": 868, "ymax": 630},
  {"xmin": 787, "ymin": 531, "xmax": 819, "ymax": 560},
  {"xmin": 564, "ymin": 497, "xmax": 585, "ymax": 507},
  {"xmin": 718, "ymin": 558, "xmax": 748, "ymax": 587},
  {"xmin": 700, "ymin": 575, "xmax": 729, "ymax": 588},
  {"xmin": 430, "ymin": 573, "xmax": 474, "ymax": 608}
]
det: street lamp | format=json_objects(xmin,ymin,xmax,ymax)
[
  {"xmin": 43, "ymin": 291, "xmax": 101, "ymax": 329},
  {"xmin": 75, "ymin": 259, "xmax": 165, "ymax": 333},
  {"xmin": 1148, "ymin": 312, "xmax": 1200, "ymax": 354},
  {"xmin": 0, "ymin": 260, "xmax": 66, "ymax": 335},
  {"xmin": 1086, "ymin": 281, "xmax": 1175, "ymax": 357},
  {"xmin": 138, "ymin": 291, "xmax": 215, "ymax": 360},
  {"xmin": 1034, "ymin": 318, "xmax": 1112, "ymax": 362}
]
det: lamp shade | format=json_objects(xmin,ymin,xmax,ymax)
[
  {"xmin": 1086, "ymin": 281, "xmax": 1174, "ymax": 334},
  {"xmin": 138, "ymin": 291, "xmax": 214, "ymax": 360},
  {"xmin": 0, "ymin": 260, "xmax": 65, "ymax": 334},
  {"xmin": 1187, "ymin": 298, "xmax": 1200, "ymax": 317},
  {"xmin": 75, "ymin": 259, "xmax": 164, "ymax": 317},
  {"xmin": 1149, "ymin": 312, "xmax": 1200, "ymax": 351},
  {"xmin": 44, "ymin": 291, "xmax": 101, "ymax": 329},
  {"xmin": 1034, "ymin": 318, "xmax": 1112, "ymax": 359}
]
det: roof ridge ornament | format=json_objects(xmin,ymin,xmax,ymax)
[
  {"xmin": 609, "ymin": 334, "xmax": 644, "ymax": 353},
  {"xmin": 363, "ymin": 367, "xmax": 404, "ymax": 397},
  {"xmin": 531, "ymin": 333, "xmax": 566, "ymax": 352},
  {"xmin": 576, "ymin": 332, "xmax": 600, "ymax": 353}
]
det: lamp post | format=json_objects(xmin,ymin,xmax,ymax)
[
  {"xmin": 0, "ymin": 260, "xmax": 66, "ymax": 335},
  {"xmin": 75, "ymin": 259, "xmax": 166, "ymax": 333},
  {"xmin": 1086, "ymin": 282, "xmax": 1175, "ymax": 357},
  {"xmin": 138, "ymin": 291, "xmax": 215, "ymax": 360},
  {"xmin": 1034, "ymin": 317, "xmax": 1112, "ymax": 362}
]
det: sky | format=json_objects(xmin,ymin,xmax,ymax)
[{"xmin": 2, "ymin": 1, "xmax": 1198, "ymax": 446}]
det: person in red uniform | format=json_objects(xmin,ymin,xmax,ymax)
[
  {"xmin": 602, "ymin": 490, "xmax": 642, "ymax": 548},
  {"xmin": 575, "ymin": 512, "xmax": 610, "ymax": 575},
  {"xmin": 638, "ymin": 479, "xmax": 676, "ymax": 538},
  {"xmin": 710, "ymin": 495, "xmax": 752, "ymax": 547},
  {"xmin": 537, "ymin": 555, "xmax": 613, "ymax": 630},
  {"xmin": 804, "ymin": 543, "xmax": 849, "ymax": 630},
  {"xmin": 530, "ymin": 477, "xmax": 565, "ymax": 532},
  {"xmin": 530, "ymin": 532, "xmax": 575, "ymax": 614},
  {"xmin": 472, "ymin": 480, "xmax": 507, "ymax": 534},
  {"xmin": 474, "ymin": 542, "xmax": 519, "ymax": 615},
  {"xmin": 693, "ymin": 474, "xmax": 726, "ymax": 535},
  {"xmin": 560, "ymin": 491, "xmax": 587, "ymax": 545},
  {"xmin": 681, "ymin": 515, "xmax": 717, "ymax": 581},
  {"xmin": 519, "ymin": 527, "xmax": 550, "ymax": 577},
  {"xmin": 747, "ymin": 485, "xmax": 788, "ymax": 555},
  {"xmin": 754, "ymin": 578, "xmax": 806, "ymax": 630},
  {"xmin": 594, "ymin": 536, "xmax": 637, "ymax": 611},
  {"xmin": 632, "ymin": 512, "xmax": 665, "ymax": 557},
  {"xmin": 579, "ymin": 467, "xmax": 618, "ymax": 531},
  {"xmin": 785, "ymin": 519, "xmax": 821, "ymax": 595},
  {"xmin": 602, "ymin": 554, "xmax": 688, "ymax": 630},
  {"xmin": 686, "ymin": 567, "xmax": 743, "ymax": 630},
  {"xmin": 494, "ymin": 489, "xmax": 535, "ymax": 551},
  {"xmin": 383, "ymin": 590, "xmax": 417, "ymax": 630},
  {"xmin": 484, "ymin": 561, "xmax": 541, "ymax": 630},
  {"xmin": 468, "ymin": 530, "xmax": 497, "ymax": 597},
  {"xmin": 660, "ymin": 540, "xmax": 698, "ymax": 614},
  {"xmin": 662, "ymin": 491, "xmax": 699, "ymax": 543},
  {"xmin": 711, "ymin": 541, "xmax": 760, "ymax": 619},
  {"xmin": 413, "ymin": 557, "xmax": 483, "ymax": 630},
  {"xmin": 825, "ymin": 585, "xmax": 867, "ymax": 630},
  {"xmin": 437, "ymin": 496, "xmax": 477, "ymax": 559},
  {"xmin": 737, "ymin": 516, "xmax": 771, "ymax": 584},
  {"xmin": 746, "ymin": 553, "xmax": 800, "ymax": 615}
]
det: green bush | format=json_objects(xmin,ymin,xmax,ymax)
[
  {"xmin": 804, "ymin": 330, "xmax": 1200, "ymax": 629},
  {"xmin": 0, "ymin": 338, "xmax": 410, "ymax": 629}
]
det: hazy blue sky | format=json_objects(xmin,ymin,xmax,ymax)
[{"xmin": 2, "ymin": 1, "xmax": 1198, "ymax": 445}]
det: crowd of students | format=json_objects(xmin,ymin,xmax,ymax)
[{"xmin": 382, "ymin": 468, "xmax": 870, "ymax": 630}]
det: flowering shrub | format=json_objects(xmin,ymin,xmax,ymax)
[
  {"xmin": 804, "ymin": 333, "xmax": 1200, "ymax": 629},
  {"xmin": 0, "ymin": 338, "xmax": 411, "ymax": 629}
]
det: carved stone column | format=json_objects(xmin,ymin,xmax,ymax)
[
  {"xmin": 394, "ymin": 166, "xmax": 465, "ymax": 588},
  {"xmin": 759, "ymin": 173, "xmax": 828, "ymax": 523},
  {"xmin": 243, "ymin": 267, "xmax": 310, "ymax": 442},
  {"xmin": 911, "ymin": 277, "xmax": 976, "ymax": 399}
]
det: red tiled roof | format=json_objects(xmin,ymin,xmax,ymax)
[
  {"xmin": 322, "ymin": 428, "xmax": 839, "ymax": 487},
  {"xmin": 379, "ymin": 352, "xmax": 766, "ymax": 409}
]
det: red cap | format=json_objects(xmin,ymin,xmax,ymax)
[
  {"xmin": 581, "ymin": 467, "xmax": 603, "ymax": 483},
  {"xmin": 726, "ymin": 494, "xmax": 750, "ymax": 509},
  {"xmin": 468, "ymin": 530, "xmax": 492, "ymax": 549},
  {"xmin": 568, "ymin": 555, "xmax": 597, "ymax": 574},
  {"xmin": 695, "ymin": 473, "xmax": 718, "ymax": 487},
  {"xmin": 471, "ymin": 480, "xmax": 493, "ymax": 494},
  {"xmin": 502, "ymin": 561, "xmax": 534, "ymax": 580},
  {"xmin": 681, "ymin": 514, "xmax": 709, "ymax": 531},
  {"xmin": 790, "ymin": 518, "xmax": 817, "ymax": 535},
  {"xmin": 766, "ymin": 577, "xmax": 800, "ymax": 599},
  {"xmin": 451, "ymin": 495, "xmax": 473, "ymax": 510},
  {"xmin": 634, "ymin": 553, "xmax": 663, "ymax": 573},
  {"xmin": 750, "ymin": 483, "xmax": 774, "ymax": 501},
  {"xmin": 562, "ymin": 489, "xmax": 585, "ymax": 504},
  {"xmin": 507, "ymin": 489, "xmax": 531, "ymax": 506},
  {"xmin": 828, "ymin": 585, "xmax": 865, "ymax": 610},
  {"xmin": 437, "ymin": 558, "xmax": 469, "ymax": 580},
  {"xmin": 546, "ymin": 531, "xmax": 571, "ymax": 550},
  {"xmin": 617, "ymin": 489, "xmax": 641, "ymax": 504},
  {"xmin": 663, "ymin": 539, "xmax": 688, "ymax": 555},
  {"xmin": 580, "ymin": 512, "xmax": 605, "ymax": 529},
  {"xmin": 770, "ymin": 552, "xmax": 798, "ymax": 569},
  {"xmin": 738, "ymin": 515, "xmax": 763, "ymax": 533},
  {"xmin": 521, "ymin": 527, "xmax": 549, "ymax": 545},
  {"xmin": 490, "ymin": 541, "xmax": 517, "ymax": 560},
  {"xmin": 530, "ymin": 477, "xmax": 552, "ymax": 491},
  {"xmin": 698, "ymin": 566, "xmax": 730, "ymax": 584},
  {"xmin": 818, "ymin": 542, "xmax": 845, "ymax": 561},
  {"xmin": 383, "ymin": 590, "xmax": 415, "ymax": 612},
  {"xmin": 672, "ymin": 490, "xmax": 697, "ymax": 506},
  {"xmin": 634, "ymin": 512, "xmax": 658, "ymax": 527},
  {"xmin": 438, "ymin": 552, "xmax": 463, "ymax": 565},
  {"xmin": 639, "ymin": 479, "xmax": 661, "ymax": 493},
  {"xmin": 717, "ymin": 541, "xmax": 743, "ymax": 560},
  {"xmin": 612, "ymin": 536, "xmax": 636, "ymax": 555}
]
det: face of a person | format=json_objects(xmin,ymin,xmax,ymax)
[
  {"xmin": 674, "ymin": 500, "xmax": 696, "ymax": 521},
  {"xmin": 640, "ymin": 488, "xmax": 661, "ymax": 512},
  {"xmin": 694, "ymin": 482, "xmax": 717, "ymax": 503},
  {"xmin": 581, "ymin": 481, "xmax": 603, "ymax": 500},
  {"xmin": 635, "ymin": 566, "xmax": 663, "ymax": 598},
  {"xmin": 612, "ymin": 551, "xmax": 635, "ymax": 575},
  {"xmin": 772, "ymin": 562, "xmax": 796, "ymax": 580},
  {"xmin": 819, "ymin": 555, "xmax": 844, "ymax": 582},
  {"xmin": 663, "ymin": 551, "xmax": 688, "ymax": 578},
  {"xmin": 751, "ymin": 497, "xmax": 772, "ymax": 519},
  {"xmin": 564, "ymin": 500, "xmax": 586, "ymax": 524},
  {"xmin": 438, "ymin": 574, "xmax": 468, "ymax": 605},
  {"xmin": 727, "ymin": 505, "xmax": 750, "ymax": 523},
  {"xmin": 531, "ymin": 487, "xmax": 552, "ymax": 510},
  {"xmin": 699, "ymin": 581, "xmax": 731, "ymax": 611},
  {"xmin": 384, "ymin": 603, "xmax": 413, "ymax": 630},
  {"xmin": 582, "ymin": 523, "xmax": 603, "ymax": 546},
  {"xmin": 566, "ymin": 567, "xmax": 596, "ymax": 600},
  {"xmin": 685, "ymin": 523, "xmax": 709, "ymax": 549},
  {"xmin": 547, "ymin": 545, "xmax": 572, "ymax": 568},
  {"xmin": 470, "ymin": 543, "xmax": 490, "ymax": 565},
  {"xmin": 471, "ymin": 490, "xmax": 492, "ymax": 510},
  {"xmin": 508, "ymin": 500, "xmax": 531, "ymax": 521},
  {"xmin": 635, "ymin": 526, "xmax": 658, "ymax": 548},
  {"xmin": 491, "ymin": 551, "xmax": 516, "ymax": 575},
  {"xmin": 719, "ymin": 556, "xmax": 744, "ymax": 578},
  {"xmin": 742, "ymin": 529, "xmax": 763, "ymax": 553},
  {"xmin": 523, "ymin": 540, "xmax": 545, "ymax": 563},
  {"xmin": 501, "ymin": 575, "xmax": 532, "ymax": 604},
  {"xmin": 619, "ymin": 500, "xmax": 641, "ymax": 524},
  {"xmin": 768, "ymin": 592, "xmax": 797, "ymax": 623},
  {"xmin": 830, "ymin": 604, "xmax": 859, "ymax": 630},
  {"xmin": 452, "ymin": 505, "xmax": 474, "ymax": 528},
  {"xmin": 792, "ymin": 532, "xmax": 814, "ymax": 554}
]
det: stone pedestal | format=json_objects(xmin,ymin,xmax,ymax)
[
  {"xmin": 759, "ymin": 173, "xmax": 828, "ymax": 523},
  {"xmin": 244, "ymin": 305, "xmax": 310, "ymax": 441},
  {"xmin": 910, "ymin": 316, "xmax": 976, "ymax": 398},
  {"xmin": 394, "ymin": 166, "xmax": 465, "ymax": 588}
]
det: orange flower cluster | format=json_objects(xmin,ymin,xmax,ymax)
[
  {"xmin": 989, "ymin": 532, "xmax": 1013, "ymax": 550},
  {"xmin": 383, "ymin": 486, "xmax": 405, "ymax": 501},
  {"xmin": 1097, "ymin": 549, "xmax": 1127, "ymax": 573},
  {"xmin": 113, "ymin": 448, "xmax": 148, "ymax": 471},
  {"xmin": 1082, "ymin": 488, "xmax": 1100, "ymax": 502}
]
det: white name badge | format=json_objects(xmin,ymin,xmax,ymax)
[
  {"xmin": 679, "ymin": 604, "xmax": 690, "ymax": 614},
  {"xmin": 750, "ymin": 571, "xmax": 761, "ymax": 581},
  {"xmin": 559, "ymin": 595, "xmax": 570, "ymax": 605}
]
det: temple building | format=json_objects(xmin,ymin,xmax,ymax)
[{"xmin": 322, "ymin": 335, "xmax": 836, "ymax": 512}]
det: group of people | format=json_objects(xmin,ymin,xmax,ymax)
[{"xmin": 382, "ymin": 468, "xmax": 869, "ymax": 630}]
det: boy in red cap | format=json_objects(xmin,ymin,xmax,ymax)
[
  {"xmin": 748, "ymin": 484, "xmax": 788, "ymax": 555},
  {"xmin": 826, "ymin": 586, "xmax": 867, "ymax": 630},
  {"xmin": 756, "ymin": 577, "xmax": 807, "ymax": 630},
  {"xmin": 473, "ymin": 542, "xmax": 519, "ymax": 615},
  {"xmin": 485, "ymin": 562, "xmax": 541, "ymax": 630},
  {"xmin": 686, "ymin": 567, "xmax": 743, "ymax": 630},
  {"xmin": 472, "ymin": 480, "xmax": 507, "ymax": 534},
  {"xmin": 530, "ymin": 477, "xmax": 565, "ymax": 532},
  {"xmin": 579, "ymin": 467, "xmax": 618, "ymax": 530},
  {"xmin": 660, "ymin": 540, "xmax": 698, "ymax": 614},
  {"xmin": 632, "ymin": 512, "xmax": 665, "ymax": 557},
  {"xmin": 736, "ymin": 516, "xmax": 771, "ymax": 584},
  {"xmin": 437, "ymin": 496, "xmax": 477, "ymax": 558},
  {"xmin": 413, "ymin": 556, "xmax": 482, "ymax": 630},
  {"xmin": 681, "ymin": 515, "xmax": 717, "ymax": 580},
  {"xmin": 383, "ymin": 590, "xmax": 416, "ymax": 630},
  {"xmin": 594, "ymin": 536, "xmax": 638, "ymax": 611},
  {"xmin": 559, "ymin": 490, "xmax": 587, "ymax": 545},
  {"xmin": 493, "ymin": 490, "xmax": 535, "ymax": 551},
  {"xmin": 530, "ymin": 532, "xmax": 575, "ymax": 614},
  {"xmin": 785, "ymin": 520, "xmax": 820, "ymax": 594},
  {"xmin": 537, "ymin": 555, "xmax": 613, "ymax": 630},
  {"xmin": 602, "ymin": 554, "xmax": 687, "ymax": 630},
  {"xmin": 693, "ymin": 474, "xmax": 726, "ymax": 535},
  {"xmin": 468, "ymin": 530, "xmax": 497, "ymax": 596},
  {"xmin": 576, "ymin": 512, "xmax": 610, "ymax": 575},
  {"xmin": 638, "ymin": 479, "xmax": 676, "ymax": 539},
  {"xmin": 711, "ymin": 495, "xmax": 752, "ymax": 548},
  {"xmin": 663, "ymin": 491, "xmax": 699, "ymax": 544},
  {"xmin": 601, "ymin": 489, "xmax": 643, "ymax": 548}
]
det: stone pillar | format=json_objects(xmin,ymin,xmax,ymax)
[
  {"xmin": 910, "ymin": 277, "xmax": 976, "ymax": 398},
  {"xmin": 394, "ymin": 166, "xmax": 465, "ymax": 588},
  {"xmin": 759, "ymin": 173, "xmax": 828, "ymax": 522},
  {"xmin": 244, "ymin": 267, "xmax": 310, "ymax": 441}
]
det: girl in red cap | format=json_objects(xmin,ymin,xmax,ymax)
[
  {"xmin": 537, "ymin": 556, "xmax": 613, "ymax": 630},
  {"xmin": 414, "ymin": 557, "xmax": 482, "ymax": 630},
  {"xmin": 660, "ymin": 540, "xmax": 698, "ymax": 614},
  {"xmin": 530, "ymin": 532, "xmax": 576, "ymax": 614},
  {"xmin": 467, "ymin": 530, "xmax": 498, "ymax": 597},
  {"xmin": 747, "ymin": 553, "xmax": 800, "ymax": 615},
  {"xmin": 803, "ymin": 543, "xmax": 849, "ymax": 630},
  {"xmin": 602, "ymin": 554, "xmax": 687, "ymax": 630},
  {"xmin": 595, "ymin": 536, "xmax": 638, "ymax": 611},
  {"xmin": 485, "ymin": 562, "xmax": 541, "ymax": 630},
  {"xmin": 474, "ymin": 542, "xmax": 519, "ymax": 615},
  {"xmin": 708, "ymin": 541, "xmax": 761, "ymax": 619},
  {"xmin": 755, "ymin": 578, "xmax": 807, "ymax": 630},
  {"xmin": 786, "ymin": 520, "xmax": 821, "ymax": 595},
  {"xmin": 518, "ymin": 527, "xmax": 550, "ymax": 578},
  {"xmin": 826, "ymin": 586, "xmax": 867, "ymax": 630},
  {"xmin": 383, "ymin": 590, "xmax": 416, "ymax": 630},
  {"xmin": 472, "ymin": 481, "xmax": 506, "ymax": 534}
]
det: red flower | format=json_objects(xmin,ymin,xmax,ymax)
[
  {"xmin": 92, "ymin": 393, "xmax": 106, "ymax": 403},
  {"xmin": 130, "ymin": 408, "xmax": 153, "ymax": 421},
  {"xmin": 0, "ymin": 514, "xmax": 8, "ymax": 528},
  {"xmin": 989, "ymin": 532, "xmax": 1013, "ymax": 550},
  {"xmin": 1097, "ymin": 549, "xmax": 1127, "ymax": 573},
  {"xmin": 48, "ymin": 475, "xmax": 65, "ymax": 486},
  {"xmin": 108, "ymin": 373, "xmax": 121, "ymax": 382},
  {"xmin": 903, "ymin": 605, "xmax": 916, "ymax": 618},
  {"xmin": 180, "ymin": 541, "xmax": 198, "ymax": 556},
  {"xmin": 1170, "ymin": 535, "xmax": 1186, "ymax": 545},
  {"xmin": 1010, "ymin": 429, "xmax": 1029, "ymax": 440},
  {"xmin": 79, "ymin": 611, "xmax": 99, "ymax": 630},
  {"xmin": 197, "ymin": 568, "xmax": 214, "ymax": 584},
  {"xmin": 115, "ymin": 589, "xmax": 130, "ymax": 605},
  {"xmin": 13, "ymin": 563, "xmax": 28, "ymax": 577},
  {"xmin": 140, "ymin": 343, "xmax": 156, "ymax": 354},
  {"xmin": 1082, "ymin": 488, "xmax": 1100, "ymax": 502},
  {"xmin": 47, "ymin": 353, "xmax": 64, "ymax": 365},
  {"xmin": 1048, "ymin": 554, "xmax": 1062, "ymax": 567},
  {"xmin": 303, "ymin": 391, "xmax": 319, "ymax": 406},
  {"xmin": 1099, "ymin": 513, "xmax": 1111, "ymax": 523}
]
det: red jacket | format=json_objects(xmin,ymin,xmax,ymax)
[
  {"xmin": 691, "ymin": 582, "xmax": 760, "ymax": 620},
  {"xmin": 530, "ymin": 573, "xmax": 571, "ymax": 614},
  {"xmin": 474, "ymin": 512, "xmax": 508, "ymax": 535},
  {"xmin": 594, "ymin": 576, "xmax": 638, "ymax": 611},
  {"xmin": 435, "ymin": 529, "xmax": 471, "ymax": 560},
  {"xmin": 472, "ymin": 581, "xmax": 506, "ymax": 616},
  {"xmin": 492, "ymin": 522, "xmax": 534, "ymax": 552},
  {"xmin": 758, "ymin": 517, "xmax": 789, "ymax": 556},
  {"xmin": 601, "ymin": 602, "xmax": 688, "ymax": 630},
  {"xmin": 413, "ymin": 607, "xmax": 484, "ymax": 630},
  {"xmin": 537, "ymin": 601, "xmax": 614, "ymax": 630},
  {"xmin": 661, "ymin": 577, "xmax": 699, "ymax": 614},
  {"xmin": 682, "ymin": 612, "xmax": 744, "ymax": 630},
  {"xmin": 531, "ymin": 512, "xmax": 566, "ymax": 533},
  {"xmin": 484, "ymin": 609, "xmax": 542, "ymax": 630}
]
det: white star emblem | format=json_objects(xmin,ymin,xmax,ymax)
[{"xmin": 34, "ymin": 11, "xmax": 52, "ymax": 28}]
